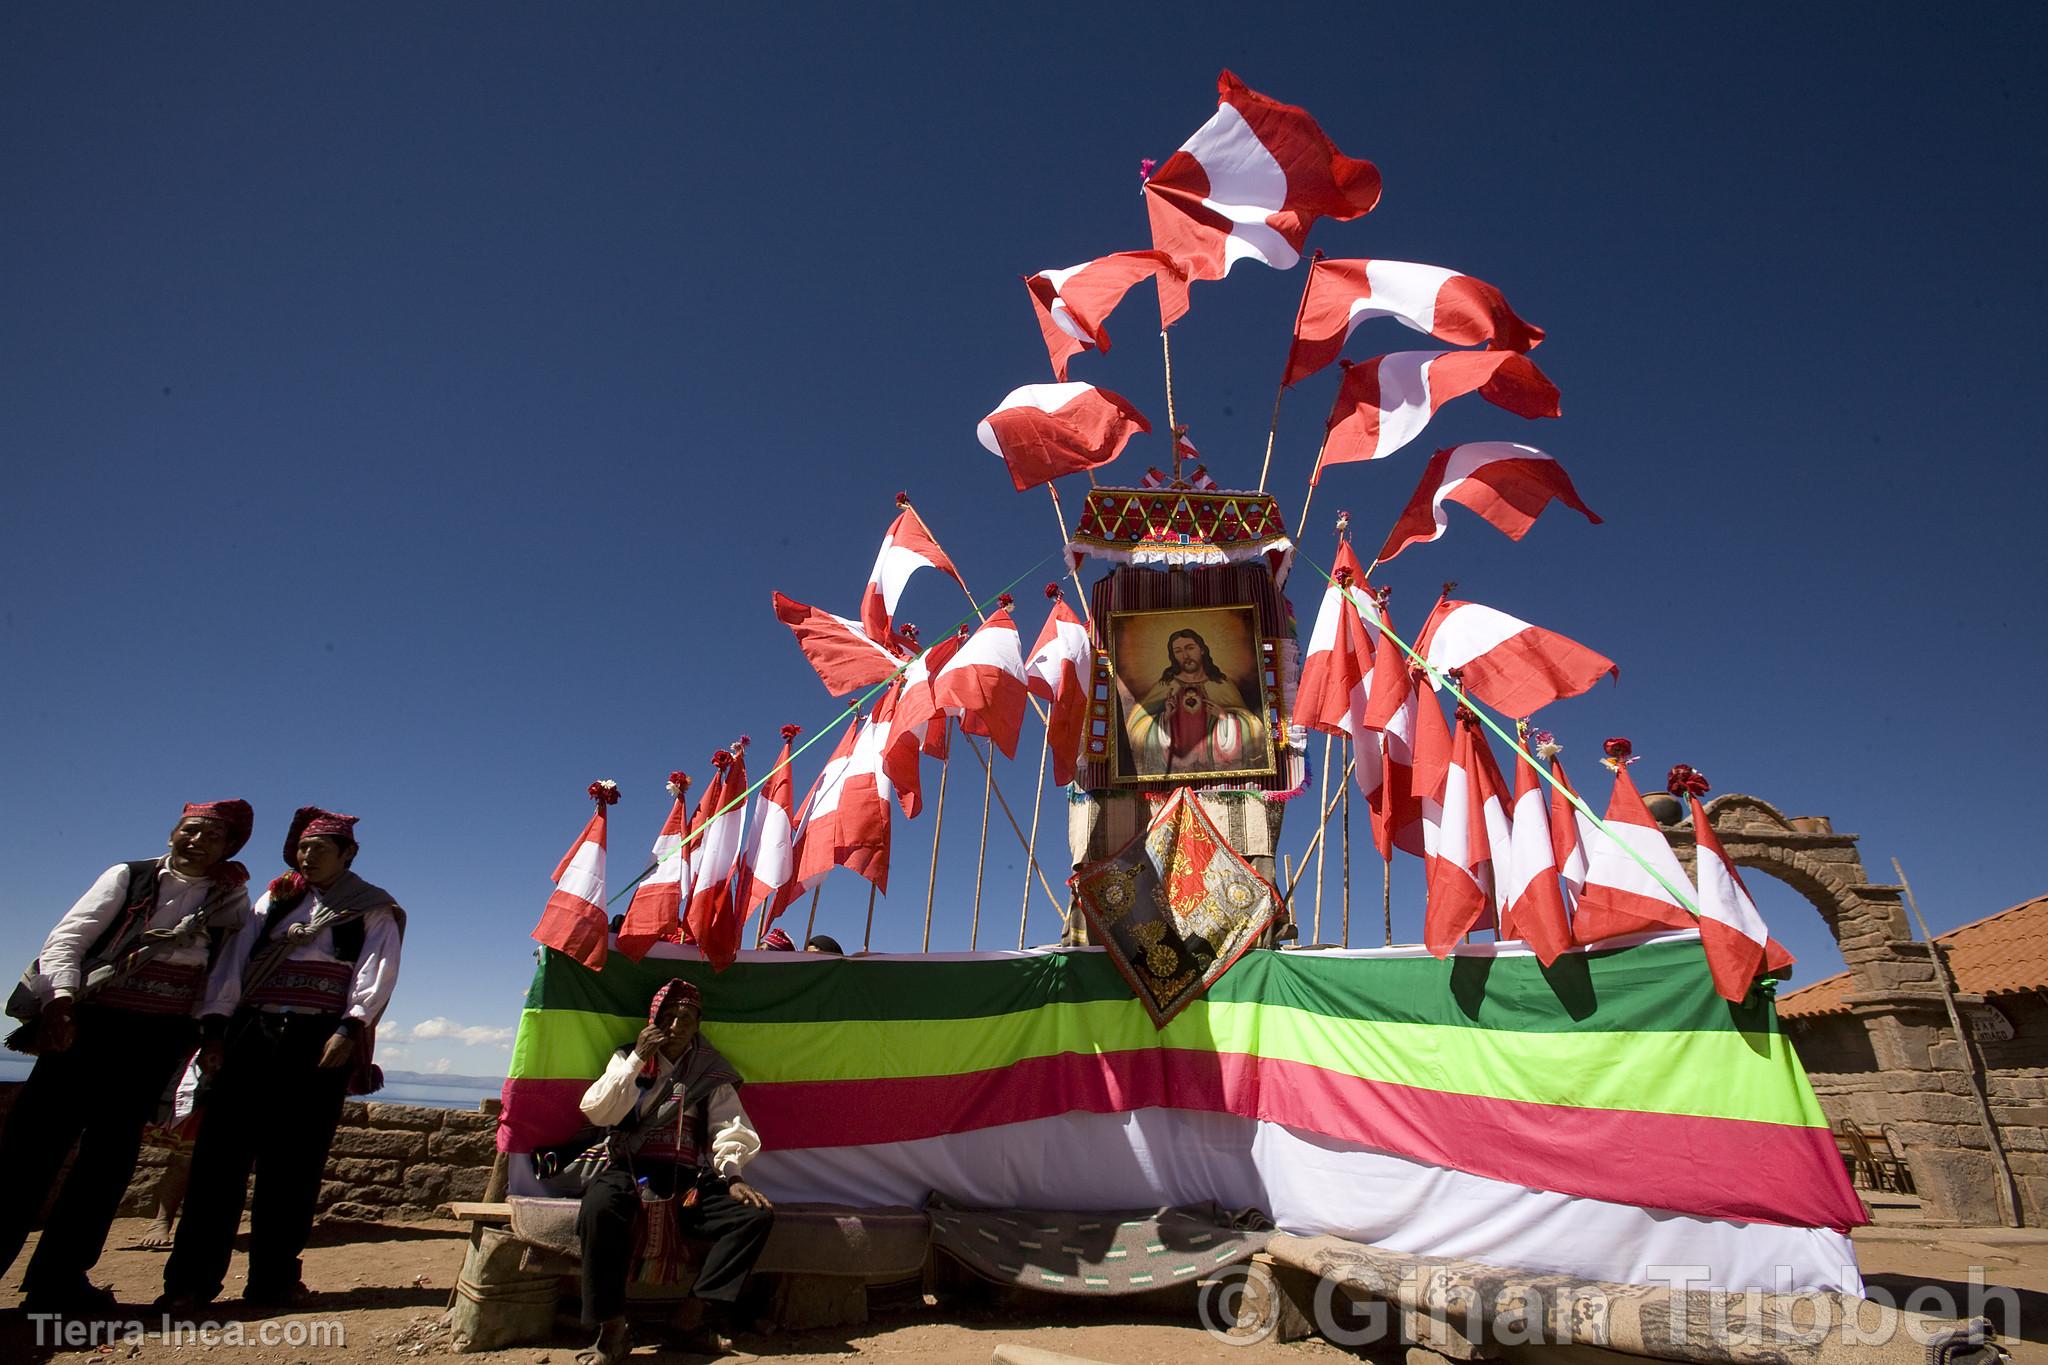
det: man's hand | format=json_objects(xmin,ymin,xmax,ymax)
[
  {"xmin": 632, "ymin": 1024, "xmax": 667, "ymax": 1059},
  {"xmin": 196, "ymin": 1039, "xmax": 227, "ymax": 1076},
  {"xmin": 41, "ymin": 998, "xmax": 77, "ymax": 1054},
  {"xmin": 726, "ymin": 1179, "xmax": 772, "ymax": 1210},
  {"xmin": 317, "ymin": 1033, "xmax": 355, "ymax": 1069}
]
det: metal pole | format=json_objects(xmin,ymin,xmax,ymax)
[
  {"xmin": 1018, "ymin": 722, "xmax": 1051, "ymax": 949},
  {"xmin": 920, "ymin": 736, "xmax": 953, "ymax": 952},
  {"xmin": 1893, "ymin": 857, "xmax": 2023, "ymax": 1227}
]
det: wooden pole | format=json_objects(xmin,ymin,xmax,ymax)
[
  {"xmin": 1340, "ymin": 738, "xmax": 1352, "ymax": 947},
  {"xmin": 962, "ymin": 736, "xmax": 1071, "ymax": 930},
  {"xmin": 1893, "ymin": 857, "xmax": 2023, "ymax": 1226},
  {"xmin": 803, "ymin": 884, "xmax": 822, "ymax": 945},
  {"xmin": 1257, "ymin": 252, "xmax": 1321, "ymax": 494},
  {"xmin": 1313, "ymin": 733, "xmax": 1332, "ymax": 943},
  {"xmin": 920, "ymin": 733, "xmax": 953, "ymax": 952},
  {"xmin": 861, "ymin": 878, "xmax": 877, "ymax": 953},
  {"xmin": 1281, "ymin": 759, "xmax": 1355, "ymax": 903},
  {"xmin": 1046, "ymin": 485, "xmax": 1093, "ymax": 617},
  {"xmin": 1382, "ymin": 852, "xmax": 1393, "ymax": 946},
  {"xmin": 1018, "ymin": 721, "xmax": 1052, "ymax": 949},
  {"xmin": 969, "ymin": 753, "xmax": 994, "ymax": 949},
  {"xmin": 1160, "ymin": 329, "xmax": 1179, "ymax": 438}
]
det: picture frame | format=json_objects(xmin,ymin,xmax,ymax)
[{"xmin": 1105, "ymin": 603, "xmax": 1276, "ymax": 785}]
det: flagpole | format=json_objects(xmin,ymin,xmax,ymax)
[
  {"xmin": 962, "ymin": 735, "xmax": 1071, "ymax": 931},
  {"xmin": 1341, "ymin": 737, "xmax": 1352, "ymax": 947},
  {"xmin": 1045, "ymin": 485, "xmax": 1092, "ymax": 619},
  {"xmin": 921, "ymin": 727, "xmax": 954, "ymax": 952},
  {"xmin": 1313, "ymin": 733, "xmax": 1332, "ymax": 943},
  {"xmin": 1159, "ymin": 329, "xmax": 1179, "ymax": 441},
  {"xmin": 1018, "ymin": 722, "xmax": 1051, "ymax": 949},
  {"xmin": 862, "ymin": 879, "xmax": 877, "ymax": 954},
  {"xmin": 970, "ymin": 756, "xmax": 994, "ymax": 949},
  {"xmin": 1280, "ymin": 758, "xmax": 1356, "ymax": 902},
  {"xmin": 1257, "ymin": 250, "xmax": 1321, "ymax": 494},
  {"xmin": 803, "ymin": 884, "xmax": 822, "ymax": 945},
  {"xmin": 1382, "ymin": 852, "xmax": 1393, "ymax": 946}
]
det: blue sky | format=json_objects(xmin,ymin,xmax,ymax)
[{"xmin": 5, "ymin": 5, "xmax": 2043, "ymax": 1077}]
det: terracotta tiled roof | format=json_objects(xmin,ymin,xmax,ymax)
[{"xmin": 1778, "ymin": 893, "xmax": 2048, "ymax": 1019}]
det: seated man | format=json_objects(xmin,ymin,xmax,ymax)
[{"xmin": 575, "ymin": 979, "xmax": 773, "ymax": 1364}]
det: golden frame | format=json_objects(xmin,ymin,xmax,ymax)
[{"xmin": 1105, "ymin": 603, "xmax": 1277, "ymax": 786}]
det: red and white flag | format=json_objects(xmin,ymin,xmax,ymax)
[
  {"xmin": 1375, "ymin": 442, "xmax": 1602, "ymax": 566},
  {"xmin": 860, "ymin": 502, "xmax": 965, "ymax": 645},
  {"xmin": 618, "ymin": 772, "xmax": 694, "ymax": 961},
  {"xmin": 1315, "ymin": 350, "xmax": 1561, "ymax": 476},
  {"xmin": 1284, "ymin": 257, "xmax": 1545, "ymax": 387},
  {"xmin": 1501, "ymin": 749, "xmax": 1574, "ymax": 966},
  {"xmin": 1684, "ymin": 785, "xmax": 1792, "ymax": 1000},
  {"xmin": 1144, "ymin": 71, "xmax": 1381, "ymax": 292},
  {"xmin": 792, "ymin": 704, "xmax": 896, "ymax": 894},
  {"xmin": 1294, "ymin": 544, "xmax": 1386, "ymax": 804},
  {"xmin": 978, "ymin": 382, "xmax": 1151, "ymax": 492},
  {"xmin": 1415, "ymin": 596, "xmax": 1617, "ymax": 718},
  {"xmin": 531, "ymin": 781, "xmax": 618, "ymax": 972},
  {"xmin": 1538, "ymin": 745, "xmax": 1595, "ymax": 905},
  {"xmin": 934, "ymin": 604, "xmax": 1031, "ymax": 760},
  {"xmin": 774, "ymin": 591, "xmax": 904, "ymax": 696},
  {"xmin": 738, "ymin": 726, "xmax": 801, "ymax": 926},
  {"xmin": 1423, "ymin": 715, "xmax": 1505, "ymax": 956},
  {"xmin": 879, "ymin": 630, "xmax": 968, "ymax": 817},
  {"xmin": 1361, "ymin": 618, "xmax": 1429, "ymax": 860},
  {"xmin": 1028, "ymin": 250, "xmax": 1189, "ymax": 378},
  {"xmin": 1024, "ymin": 590, "xmax": 1092, "ymax": 787},
  {"xmin": 1572, "ymin": 759, "xmax": 1697, "ymax": 944},
  {"xmin": 683, "ymin": 743, "xmax": 751, "ymax": 972}
]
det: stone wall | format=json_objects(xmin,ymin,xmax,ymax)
[
  {"xmin": 0, "ymin": 1082, "xmax": 501, "ymax": 1222},
  {"xmin": 1785, "ymin": 991, "xmax": 2048, "ymax": 1225}
]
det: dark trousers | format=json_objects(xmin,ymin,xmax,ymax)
[
  {"xmin": 163, "ymin": 1011, "xmax": 350, "ymax": 1303},
  {"xmin": 0, "ymin": 1005, "xmax": 196, "ymax": 1297},
  {"xmin": 576, "ymin": 1165, "xmax": 774, "ymax": 1327}
]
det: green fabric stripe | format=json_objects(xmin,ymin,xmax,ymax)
[
  {"xmin": 509, "ymin": 996, "xmax": 1822, "ymax": 1127},
  {"xmin": 525, "ymin": 939, "xmax": 1780, "ymax": 1036}
]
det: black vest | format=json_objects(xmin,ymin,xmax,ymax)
[{"xmin": 253, "ymin": 893, "xmax": 374, "ymax": 964}]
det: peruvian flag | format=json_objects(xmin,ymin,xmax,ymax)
[
  {"xmin": 1423, "ymin": 715, "xmax": 1506, "ymax": 956},
  {"xmin": 1314, "ymin": 350, "xmax": 1561, "ymax": 476},
  {"xmin": 1572, "ymin": 763, "xmax": 1698, "ymax": 943},
  {"xmin": 933, "ymin": 605, "xmax": 1031, "ymax": 760},
  {"xmin": 1028, "ymin": 250, "xmax": 1190, "ymax": 378},
  {"xmin": 978, "ymin": 382, "xmax": 1151, "ymax": 492},
  {"xmin": 1547, "ymin": 750, "xmax": 1596, "ymax": 904},
  {"xmin": 1294, "ymin": 544, "xmax": 1385, "ymax": 805},
  {"xmin": 738, "ymin": 726, "xmax": 801, "ymax": 923},
  {"xmin": 1502, "ymin": 750, "xmax": 1574, "ymax": 966},
  {"xmin": 1024, "ymin": 591, "xmax": 1092, "ymax": 787},
  {"xmin": 1375, "ymin": 443, "xmax": 1602, "ymax": 566},
  {"xmin": 879, "ymin": 630, "xmax": 968, "ymax": 817},
  {"xmin": 1415, "ymin": 596, "xmax": 1617, "ymax": 718},
  {"xmin": 792, "ymin": 704, "xmax": 896, "ymax": 894},
  {"xmin": 1688, "ymin": 791, "xmax": 1791, "ymax": 1000},
  {"xmin": 1144, "ymin": 71, "xmax": 1381, "ymax": 290},
  {"xmin": 617, "ymin": 772, "xmax": 694, "ymax": 961},
  {"xmin": 1361, "ymin": 619, "xmax": 1428, "ymax": 860},
  {"xmin": 860, "ymin": 502, "xmax": 965, "ymax": 645},
  {"xmin": 683, "ymin": 743, "xmax": 751, "ymax": 972},
  {"xmin": 774, "ymin": 591, "xmax": 904, "ymax": 696},
  {"xmin": 531, "ymin": 782, "xmax": 617, "ymax": 972},
  {"xmin": 1285, "ymin": 258, "xmax": 1545, "ymax": 387}
]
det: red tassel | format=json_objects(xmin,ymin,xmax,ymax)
[
  {"xmin": 780, "ymin": 723, "xmax": 802, "ymax": 742},
  {"xmin": 1667, "ymin": 763, "xmax": 1711, "ymax": 798},
  {"xmin": 587, "ymin": 780, "xmax": 620, "ymax": 806}
]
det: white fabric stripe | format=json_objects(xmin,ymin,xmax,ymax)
[
  {"xmin": 555, "ymin": 839, "xmax": 605, "ymax": 905},
  {"xmin": 1697, "ymin": 844, "xmax": 1770, "ymax": 945},
  {"xmin": 978, "ymin": 382, "xmax": 1104, "ymax": 457},
  {"xmin": 870, "ymin": 539, "xmax": 933, "ymax": 615},
  {"xmin": 1347, "ymin": 259, "xmax": 1459, "ymax": 339},
  {"xmin": 643, "ymin": 829, "xmax": 685, "ymax": 888},
  {"xmin": 1369, "ymin": 351, "xmax": 1439, "ymax": 459},
  {"xmin": 946, "ymin": 619, "xmax": 1026, "ymax": 677},
  {"xmin": 1424, "ymin": 601, "xmax": 1529, "ymax": 674},
  {"xmin": 743, "ymin": 801, "xmax": 794, "ymax": 895},
  {"xmin": 1025, "ymin": 616, "xmax": 1090, "ymax": 692},
  {"xmin": 1503, "ymin": 784, "xmax": 1554, "ymax": 905},
  {"xmin": 1183, "ymin": 101, "xmax": 1296, "ymax": 271},
  {"xmin": 1585, "ymin": 820, "xmax": 1693, "ymax": 908},
  {"xmin": 718, "ymin": 1110, "xmax": 1863, "ymax": 1295}
]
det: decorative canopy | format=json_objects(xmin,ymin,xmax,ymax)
[{"xmin": 1066, "ymin": 483, "xmax": 1294, "ymax": 583}]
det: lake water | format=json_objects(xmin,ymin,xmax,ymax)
[{"xmin": 0, "ymin": 1056, "xmax": 503, "ymax": 1114}]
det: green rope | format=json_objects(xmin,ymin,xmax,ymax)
[
  {"xmin": 601, "ymin": 546, "xmax": 1067, "ymax": 906},
  {"xmin": 1301, "ymin": 554, "xmax": 1706, "ymax": 923}
]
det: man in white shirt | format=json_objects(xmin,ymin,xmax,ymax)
[
  {"xmin": 161, "ymin": 806, "xmax": 404, "ymax": 1313},
  {"xmin": 574, "ymin": 978, "xmax": 772, "ymax": 1365},
  {"xmin": 0, "ymin": 799, "xmax": 255, "ymax": 1317}
]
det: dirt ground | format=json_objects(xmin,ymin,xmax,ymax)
[{"xmin": 1, "ymin": 1215, "xmax": 2042, "ymax": 1364}]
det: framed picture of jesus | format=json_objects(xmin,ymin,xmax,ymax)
[{"xmin": 1106, "ymin": 603, "xmax": 1276, "ymax": 786}]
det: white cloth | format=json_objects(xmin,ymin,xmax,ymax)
[
  {"xmin": 205, "ymin": 887, "xmax": 401, "ymax": 1024},
  {"xmin": 36, "ymin": 859, "xmax": 224, "ymax": 1011},
  {"xmin": 578, "ymin": 1047, "xmax": 761, "ymax": 1179},
  {"xmin": 738, "ymin": 1109, "xmax": 1862, "ymax": 1296}
]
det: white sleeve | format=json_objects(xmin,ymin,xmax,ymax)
[
  {"xmin": 199, "ymin": 891, "xmax": 268, "ymax": 1019},
  {"xmin": 706, "ymin": 1084, "xmax": 762, "ymax": 1177},
  {"xmin": 579, "ymin": 1049, "xmax": 646, "ymax": 1128},
  {"xmin": 346, "ymin": 910, "xmax": 403, "ymax": 1027},
  {"xmin": 39, "ymin": 865, "xmax": 134, "ymax": 998}
]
